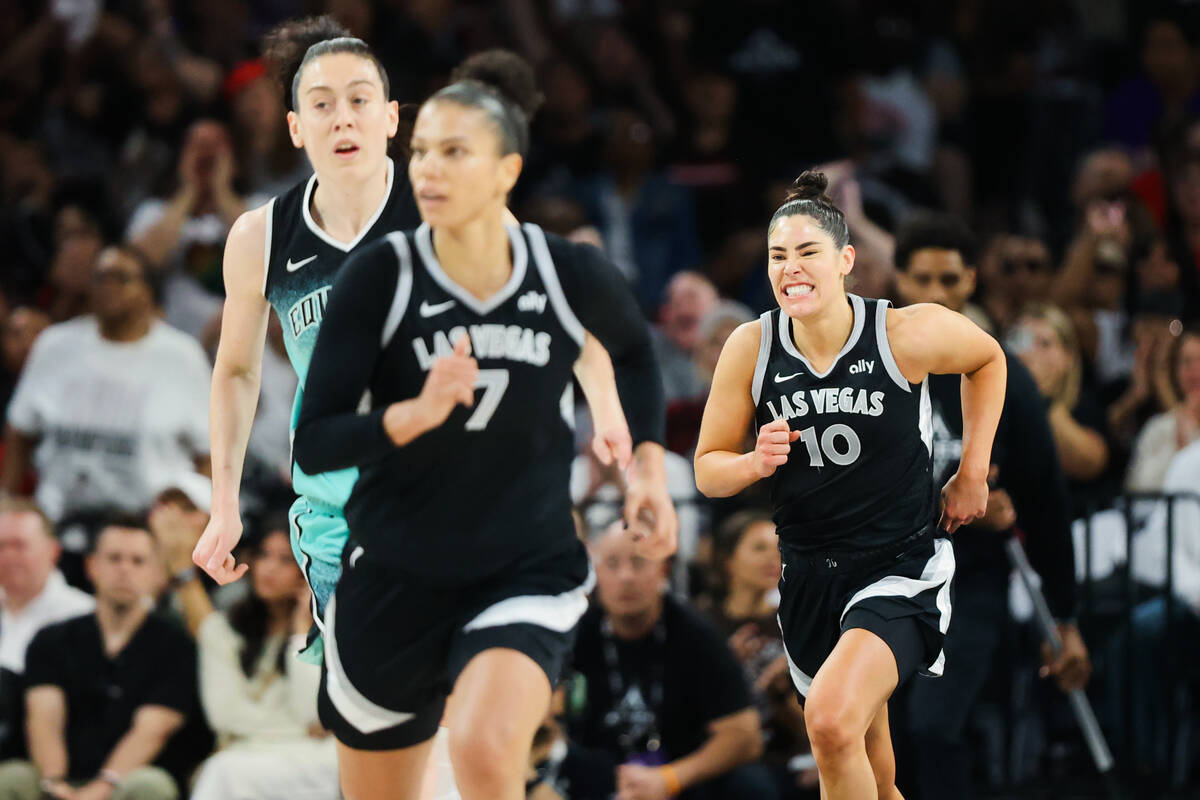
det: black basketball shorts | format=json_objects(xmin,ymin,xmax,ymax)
[
  {"xmin": 776, "ymin": 528, "xmax": 955, "ymax": 703},
  {"xmin": 318, "ymin": 537, "xmax": 594, "ymax": 751}
]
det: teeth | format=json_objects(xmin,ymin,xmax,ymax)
[{"xmin": 784, "ymin": 285, "xmax": 813, "ymax": 297}]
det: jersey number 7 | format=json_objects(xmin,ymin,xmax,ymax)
[{"xmin": 465, "ymin": 369, "xmax": 510, "ymax": 431}]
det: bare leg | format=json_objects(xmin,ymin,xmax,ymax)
[
  {"xmin": 865, "ymin": 703, "xmax": 905, "ymax": 800},
  {"xmin": 804, "ymin": 628, "xmax": 899, "ymax": 800},
  {"xmin": 446, "ymin": 648, "xmax": 552, "ymax": 800},
  {"xmin": 336, "ymin": 737, "xmax": 436, "ymax": 800}
]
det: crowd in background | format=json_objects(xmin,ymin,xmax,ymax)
[{"xmin": 2, "ymin": 0, "xmax": 1200, "ymax": 797}]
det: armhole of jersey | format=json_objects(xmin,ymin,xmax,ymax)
[
  {"xmin": 523, "ymin": 223, "xmax": 586, "ymax": 348},
  {"xmin": 260, "ymin": 197, "xmax": 277, "ymax": 299},
  {"xmin": 381, "ymin": 232, "xmax": 414, "ymax": 348},
  {"xmin": 750, "ymin": 311, "xmax": 773, "ymax": 407},
  {"xmin": 875, "ymin": 299, "xmax": 912, "ymax": 393}
]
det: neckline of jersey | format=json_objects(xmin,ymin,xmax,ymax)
[
  {"xmin": 413, "ymin": 222, "xmax": 530, "ymax": 315},
  {"xmin": 778, "ymin": 293, "xmax": 866, "ymax": 378},
  {"xmin": 301, "ymin": 157, "xmax": 395, "ymax": 252}
]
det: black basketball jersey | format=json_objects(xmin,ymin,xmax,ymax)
[
  {"xmin": 333, "ymin": 222, "xmax": 586, "ymax": 585},
  {"xmin": 751, "ymin": 295, "xmax": 936, "ymax": 551},
  {"xmin": 260, "ymin": 158, "xmax": 420, "ymax": 509}
]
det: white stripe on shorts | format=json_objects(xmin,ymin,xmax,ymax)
[
  {"xmin": 462, "ymin": 567, "xmax": 596, "ymax": 634},
  {"xmin": 839, "ymin": 536, "xmax": 955, "ymax": 676},
  {"xmin": 323, "ymin": 594, "xmax": 416, "ymax": 734}
]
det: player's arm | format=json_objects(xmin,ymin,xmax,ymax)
[
  {"xmin": 574, "ymin": 333, "xmax": 632, "ymax": 470},
  {"xmin": 557, "ymin": 240, "xmax": 675, "ymax": 556},
  {"xmin": 293, "ymin": 244, "xmax": 478, "ymax": 473},
  {"xmin": 889, "ymin": 303, "xmax": 1007, "ymax": 532},
  {"xmin": 192, "ymin": 205, "xmax": 272, "ymax": 584},
  {"xmin": 694, "ymin": 322, "xmax": 798, "ymax": 497}
]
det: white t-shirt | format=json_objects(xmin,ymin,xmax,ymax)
[
  {"xmin": 0, "ymin": 570, "xmax": 94, "ymax": 673},
  {"xmin": 6, "ymin": 316, "xmax": 212, "ymax": 521}
]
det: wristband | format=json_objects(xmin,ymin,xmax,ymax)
[
  {"xmin": 99, "ymin": 769, "xmax": 122, "ymax": 788},
  {"xmin": 38, "ymin": 776, "xmax": 67, "ymax": 792},
  {"xmin": 170, "ymin": 565, "xmax": 198, "ymax": 587},
  {"xmin": 658, "ymin": 764, "xmax": 682, "ymax": 796}
]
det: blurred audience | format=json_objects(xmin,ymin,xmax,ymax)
[{"xmin": 1125, "ymin": 325, "xmax": 1200, "ymax": 491}]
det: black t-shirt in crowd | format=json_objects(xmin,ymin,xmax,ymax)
[
  {"xmin": 23, "ymin": 613, "xmax": 208, "ymax": 785},
  {"xmin": 569, "ymin": 595, "xmax": 754, "ymax": 764}
]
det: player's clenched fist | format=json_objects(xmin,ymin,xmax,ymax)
[
  {"xmin": 413, "ymin": 334, "xmax": 478, "ymax": 430},
  {"xmin": 752, "ymin": 419, "xmax": 800, "ymax": 478}
]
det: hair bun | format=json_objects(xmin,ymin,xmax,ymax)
[
  {"xmin": 450, "ymin": 49, "xmax": 544, "ymax": 119},
  {"xmin": 262, "ymin": 15, "xmax": 351, "ymax": 107},
  {"xmin": 784, "ymin": 170, "xmax": 831, "ymax": 204}
]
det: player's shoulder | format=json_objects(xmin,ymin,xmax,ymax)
[
  {"xmin": 532, "ymin": 226, "xmax": 606, "ymax": 269},
  {"xmin": 726, "ymin": 315, "xmax": 767, "ymax": 359}
]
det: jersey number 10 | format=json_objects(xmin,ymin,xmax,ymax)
[{"xmin": 796, "ymin": 423, "xmax": 862, "ymax": 467}]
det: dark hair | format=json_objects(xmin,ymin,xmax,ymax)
[
  {"xmin": 90, "ymin": 511, "xmax": 153, "ymax": 554},
  {"xmin": 428, "ymin": 49, "xmax": 543, "ymax": 156},
  {"xmin": 893, "ymin": 211, "xmax": 978, "ymax": 271},
  {"xmin": 768, "ymin": 171, "xmax": 850, "ymax": 249},
  {"xmin": 227, "ymin": 528, "xmax": 295, "ymax": 679},
  {"xmin": 262, "ymin": 16, "xmax": 388, "ymax": 112},
  {"xmin": 1168, "ymin": 322, "xmax": 1200, "ymax": 400},
  {"xmin": 710, "ymin": 509, "xmax": 775, "ymax": 600}
]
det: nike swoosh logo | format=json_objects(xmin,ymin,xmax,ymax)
[
  {"xmin": 774, "ymin": 371, "xmax": 803, "ymax": 383},
  {"xmin": 286, "ymin": 255, "xmax": 317, "ymax": 272},
  {"xmin": 419, "ymin": 299, "xmax": 457, "ymax": 318},
  {"xmin": 349, "ymin": 546, "xmax": 364, "ymax": 569}
]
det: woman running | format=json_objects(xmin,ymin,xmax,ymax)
[
  {"xmin": 291, "ymin": 52, "xmax": 677, "ymax": 800},
  {"xmin": 694, "ymin": 172, "xmax": 1006, "ymax": 800},
  {"xmin": 193, "ymin": 19, "xmax": 633, "ymax": 634}
]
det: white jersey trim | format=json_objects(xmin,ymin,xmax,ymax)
[
  {"xmin": 839, "ymin": 536, "xmax": 955, "ymax": 677},
  {"xmin": 462, "ymin": 566, "xmax": 596, "ymax": 634},
  {"xmin": 778, "ymin": 294, "xmax": 866, "ymax": 378},
  {"xmin": 523, "ymin": 223, "xmax": 586, "ymax": 347},
  {"xmin": 778, "ymin": 626, "xmax": 814, "ymax": 697},
  {"xmin": 301, "ymin": 158, "xmax": 395, "ymax": 253},
  {"xmin": 919, "ymin": 378, "xmax": 933, "ymax": 455},
  {"xmin": 323, "ymin": 593, "xmax": 416, "ymax": 733},
  {"xmin": 415, "ymin": 222, "xmax": 530, "ymax": 316},
  {"xmin": 751, "ymin": 311, "xmax": 773, "ymax": 407},
  {"xmin": 260, "ymin": 197, "xmax": 276, "ymax": 298},
  {"xmin": 875, "ymin": 299, "xmax": 911, "ymax": 392},
  {"xmin": 381, "ymin": 232, "xmax": 415, "ymax": 348}
]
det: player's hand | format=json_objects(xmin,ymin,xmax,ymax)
[
  {"xmin": 623, "ymin": 442, "xmax": 678, "ymax": 561},
  {"xmin": 616, "ymin": 763, "xmax": 672, "ymax": 800},
  {"xmin": 751, "ymin": 419, "xmax": 800, "ymax": 478},
  {"xmin": 192, "ymin": 510, "xmax": 249, "ymax": 585},
  {"xmin": 411, "ymin": 334, "xmax": 478, "ymax": 434},
  {"xmin": 592, "ymin": 420, "xmax": 633, "ymax": 472},
  {"xmin": 1040, "ymin": 622, "xmax": 1092, "ymax": 692},
  {"xmin": 938, "ymin": 468, "xmax": 988, "ymax": 534}
]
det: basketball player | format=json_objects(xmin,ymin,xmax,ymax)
[
  {"xmin": 693, "ymin": 172, "xmax": 1006, "ymax": 800},
  {"xmin": 290, "ymin": 53, "xmax": 677, "ymax": 800},
  {"xmin": 192, "ymin": 19, "xmax": 633, "ymax": 630}
]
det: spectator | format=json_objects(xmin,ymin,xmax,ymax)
[
  {"xmin": 705, "ymin": 511, "xmax": 814, "ymax": 798},
  {"xmin": 977, "ymin": 234, "xmax": 1054, "ymax": 332},
  {"xmin": 0, "ymin": 516, "xmax": 208, "ymax": 798},
  {"xmin": 0, "ymin": 306, "xmax": 49, "ymax": 424},
  {"xmin": 1, "ymin": 246, "xmax": 212, "ymax": 524},
  {"xmin": 188, "ymin": 525, "xmax": 337, "ymax": 800},
  {"xmin": 526, "ymin": 684, "xmax": 618, "ymax": 800},
  {"xmin": 892, "ymin": 212, "xmax": 1090, "ymax": 800},
  {"xmin": 575, "ymin": 109, "xmax": 701, "ymax": 311},
  {"xmin": 1007, "ymin": 303, "xmax": 1111, "ymax": 509},
  {"xmin": 570, "ymin": 520, "xmax": 768, "ymax": 800},
  {"xmin": 1107, "ymin": 292, "xmax": 1187, "ymax": 450},
  {"xmin": 0, "ymin": 499, "xmax": 93, "ymax": 760},
  {"xmin": 224, "ymin": 59, "xmax": 310, "ymax": 199},
  {"xmin": 125, "ymin": 120, "xmax": 250, "ymax": 339},
  {"xmin": 651, "ymin": 272, "xmax": 718, "ymax": 405},
  {"xmin": 147, "ymin": 484, "xmax": 214, "ymax": 636},
  {"xmin": 1126, "ymin": 324, "xmax": 1200, "ymax": 491}
]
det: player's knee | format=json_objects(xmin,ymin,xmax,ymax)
[
  {"xmin": 447, "ymin": 722, "xmax": 525, "ymax": 787},
  {"xmin": 804, "ymin": 694, "xmax": 861, "ymax": 760}
]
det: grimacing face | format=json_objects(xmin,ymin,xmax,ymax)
[
  {"xmin": 409, "ymin": 100, "xmax": 523, "ymax": 229},
  {"xmin": 288, "ymin": 52, "xmax": 399, "ymax": 185},
  {"xmin": 897, "ymin": 248, "xmax": 976, "ymax": 312},
  {"xmin": 767, "ymin": 214, "xmax": 853, "ymax": 320}
]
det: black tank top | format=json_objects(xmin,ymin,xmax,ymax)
[{"xmin": 751, "ymin": 295, "xmax": 936, "ymax": 551}]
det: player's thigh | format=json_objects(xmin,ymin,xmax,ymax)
[
  {"xmin": 805, "ymin": 627, "xmax": 898, "ymax": 748},
  {"xmin": 446, "ymin": 647, "xmax": 552, "ymax": 768},
  {"xmin": 337, "ymin": 738, "xmax": 437, "ymax": 800}
]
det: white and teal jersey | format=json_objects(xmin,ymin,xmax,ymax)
[{"xmin": 261, "ymin": 159, "xmax": 421, "ymax": 545}]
